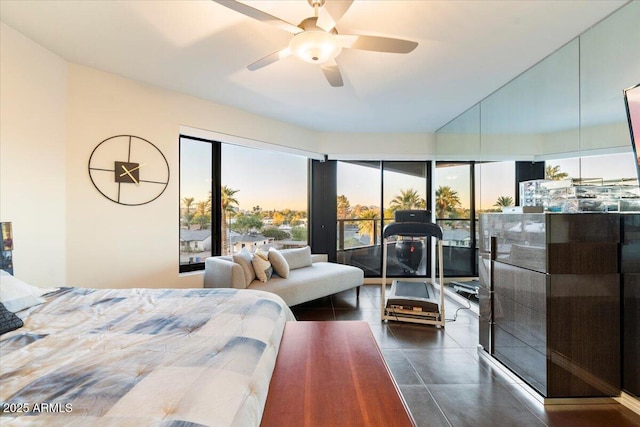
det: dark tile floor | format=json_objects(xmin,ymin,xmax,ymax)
[{"xmin": 290, "ymin": 285, "xmax": 640, "ymax": 427}]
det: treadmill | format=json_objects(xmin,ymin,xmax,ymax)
[{"xmin": 381, "ymin": 211, "xmax": 446, "ymax": 327}]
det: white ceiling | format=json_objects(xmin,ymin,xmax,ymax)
[{"xmin": 0, "ymin": 0, "xmax": 628, "ymax": 133}]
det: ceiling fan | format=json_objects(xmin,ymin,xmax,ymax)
[{"xmin": 214, "ymin": 0, "xmax": 418, "ymax": 87}]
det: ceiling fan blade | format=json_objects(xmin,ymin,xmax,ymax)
[
  {"xmin": 337, "ymin": 34, "xmax": 418, "ymax": 53},
  {"xmin": 316, "ymin": 0, "xmax": 354, "ymax": 32},
  {"xmin": 321, "ymin": 60, "xmax": 344, "ymax": 87},
  {"xmin": 247, "ymin": 48, "xmax": 291, "ymax": 71},
  {"xmin": 213, "ymin": 0, "xmax": 302, "ymax": 34}
]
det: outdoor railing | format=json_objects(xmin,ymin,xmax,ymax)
[{"xmin": 337, "ymin": 217, "xmax": 386, "ymax": 251}]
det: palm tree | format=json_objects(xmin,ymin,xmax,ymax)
[
  {"xmin": 357, "ymin": 209, "xmax": 379, "ymax": 245},
  {"xmin": 389, "ymin": 188, "xmax": 426, "ymax": 212},
  {"xmin": 435, "ymin": 186, "xmax": 461, "ymax": 219},
  {"xmin": 181, "ymin": 197, "xmax": 195, "ymax": 230},
  {"xmin": 221, "ymin": 186, "xmax": 239, "ymax": 255},
  {"xmin": 545, "ymin": 164, "xmax": 569, "ymax": 181},
  {"xmin": 194, "ymin": 200, "xmax": 211, "ymax": 230},
  {"xmin": 337, "ymin": 194, "xmax": 351, "ymax": 219},
  {"xmin": 494, "ymin": 196, "xmax": 514, "ymax": 208}
]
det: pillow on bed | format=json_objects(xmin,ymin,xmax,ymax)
[
  {"xmin": 252, "ymin": 250, "xmax": 273, "ymax": 282},
  {"xmin": 0, "ymin": 302, "xmax": 23, "ymax": 334},
  {"xmin": 233, "ymin": 249, "xmax": 256, "ymax": 287},
  {"xmin": 0, "ymin": 270, "xmax": 49, "ymax": 312},
  {"xmin": 282, "ymin": 246, "xmax": 312, "ymax": 270},
  {"xmin": 268, "ymin": 248, "xmax": 290, "ymax": 278}
]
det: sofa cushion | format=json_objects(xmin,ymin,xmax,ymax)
[
  {"xmin": 252, "ymin": 250, "xmax": 273, "ymax": 282},
  {"xmin": 232, "ymin": 249, "xmax": 255, "ymax": 288},
  {"xmin": 268, "ymin": 248, "xmax": 290, "ymax": 278},
  {"xmin": 282, "ymin": 246, "xmax": 312, "ymax": 270}
]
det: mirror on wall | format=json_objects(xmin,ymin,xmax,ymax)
[
  {"xmin": 580, "ymin": 2, "xmax": 640, "ymax": 153},
  {"xmin": 480, "ymin": 39, "xmax": 580, "ymax": 159},
  {"xmin": 435, "ymin": 104, "xmax": 480, "ymax": 159},
  {"xmin": 437, "ymin": 1, "xmax": 639, "ymax": 164},
  {"xmin": 624, "ymin": 84, "xmax": 640, "ymax": 182}
]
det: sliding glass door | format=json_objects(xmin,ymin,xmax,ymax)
[
  {"xmin": 383, "ymin": 162, "xmax": 429, "ymax": 277},
  {"xmin": 435, "ymin": 162, "xmax": 474, "ymax": 277},
  {"xmin": 336, "ymin": 161, "xmax": 382, "ymax": 275},
  {"xmin": 336, "ymin": 160, "xmax": 431, "ymax": 277}
]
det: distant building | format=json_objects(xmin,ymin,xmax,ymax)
[
  {"xmin": 180, "ymin": 230, "xmax": 211, "ymax": 252},
  {"xmin": 442, "ymin": 229, "xmax": 471, "ymax": 247},
  {"xmin": 229, "ymin": 232, "xmax": 271, "ymax": 254}
]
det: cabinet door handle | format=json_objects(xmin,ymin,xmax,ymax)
[{"xmin": 490, "ymin": 236, "xmax": 497, "ymax": 261}]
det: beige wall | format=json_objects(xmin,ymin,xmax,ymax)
[
  {"xmin": 0, "ymin": 23, "xmax": 68, "ymax": 287},
  {"xmin": 1, "ymin": 21, "xmax": 325, "ymax": 289},
  {"xmin": 64, "ymin": 64, "xmax": 324, "ymax": 289},
  {"xmin": 320, "ymin": 132, "xmax": 436, "ymax": 160}
]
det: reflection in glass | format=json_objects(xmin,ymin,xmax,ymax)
[
  {"xmin": 436, "ymin": 105, "xmax": 480, "ymax": 158},
  {"xmin": 624, "ymin": 84, "xmax": 640, "ymax": 181},
  {"xmin": 580, "ymin": 3, "xmax": 640, "ymax": 152},
  {"xmin": 480, "ymin": 39, "xmax": 579, "ymax": 158},
  {"xmin": 546, "ymin": 153, "xmax": 636, "ymax": 184},
  {"xmin": 476, "ymin": 161, "xmax": 516, "ymax": 213}
]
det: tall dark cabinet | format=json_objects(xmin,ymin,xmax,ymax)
[
  {"xmin": 309, "ymin": 160, "xmax": 337, "ymax": 262},
  {"xmin": 479, "ymin": 213, "xmax": 621, "ymax": 398}
]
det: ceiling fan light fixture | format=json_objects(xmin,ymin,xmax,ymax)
[{"xmin": 289, "ymin": 30, "xmax": 342, "ymax": 64}]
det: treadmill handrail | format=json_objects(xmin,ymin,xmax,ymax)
[{"xmin": 382, "ymin": 222, "xmax": 443, "ymax": 240}]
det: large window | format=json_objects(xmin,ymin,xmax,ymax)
[
  {"xmin": 179, "ymin": 137, "xmax": 214, "ymax": 272},
  {"xmin": 179, "ymin": 136, "xmax": 309, "ymax": 272},
  {"xmin": 383, "ymin": 162, "xmax": 429, "ymax": 276},
  {"xmin": 221, "ymin": 144, "xmax": 308, "ymax": 256},
  {"xmin": 435, "ymin": 162, "xmax": 475, "ymax": 277},
  {"xmin": 475, "ymin": 161, "xmax": 516, "ymax": 212},
  {"xmin": 336, "ymin": 161, "xmax": 431, "ymax": 277},
  {"xmin": 336, "ymin": 161, "xmax": 381, "ymax": 252}
]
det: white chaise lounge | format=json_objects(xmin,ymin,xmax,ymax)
[{"xmin": 203, "ymin": 246, "xmax": 364, "ymax": 306}]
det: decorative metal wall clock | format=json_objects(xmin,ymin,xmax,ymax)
[{"xmin": 88, "ymin": 135, "xmax": 170, "ymax": 206}]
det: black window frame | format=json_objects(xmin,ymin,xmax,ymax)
[{"xmin": 178, "ymin": 135, "xmax": 221, "ymax": 273}]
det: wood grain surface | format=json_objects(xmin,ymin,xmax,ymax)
[{"xmin": 261, "ymin": 321, "xmax": 416, "ymax": 427}]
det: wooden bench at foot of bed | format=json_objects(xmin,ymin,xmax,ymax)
[{"xmin": 261, "ymin": 321, "xmax": 416, "ymax": 427}]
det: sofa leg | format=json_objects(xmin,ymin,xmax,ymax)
[{"xmin": 356, "ymin": 286, "xmax": 360, "ymax": 299}]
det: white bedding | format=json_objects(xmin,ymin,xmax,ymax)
[{"xmin": 0, "ymin": 287, "xmax": 295, "ymax": 426}]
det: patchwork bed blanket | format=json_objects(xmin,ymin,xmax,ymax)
[{"xmin": 0, "ymin": 287, "xmax": 295, "ymax": 426}]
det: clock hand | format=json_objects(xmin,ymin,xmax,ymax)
[
  {"xmin": 120, "ymin": 165, "xmax": 140, "ymax": 186},
  {"xmin": 118, "ymin": 163, "xmax": 146, "ymax": 177}
]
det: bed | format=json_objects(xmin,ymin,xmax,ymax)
[{"xmin": 0, "ymin": 283, "xmax": 295, "ymax": 426}]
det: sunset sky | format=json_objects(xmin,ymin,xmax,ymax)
[{"xmin": 182, "ymin": 138, "xmax": 637, "ymax": 213}]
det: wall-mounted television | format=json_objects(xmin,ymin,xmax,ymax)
[{"xmin": 624, "ymin": 84, "xmax": 640, "ymax": 182}]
